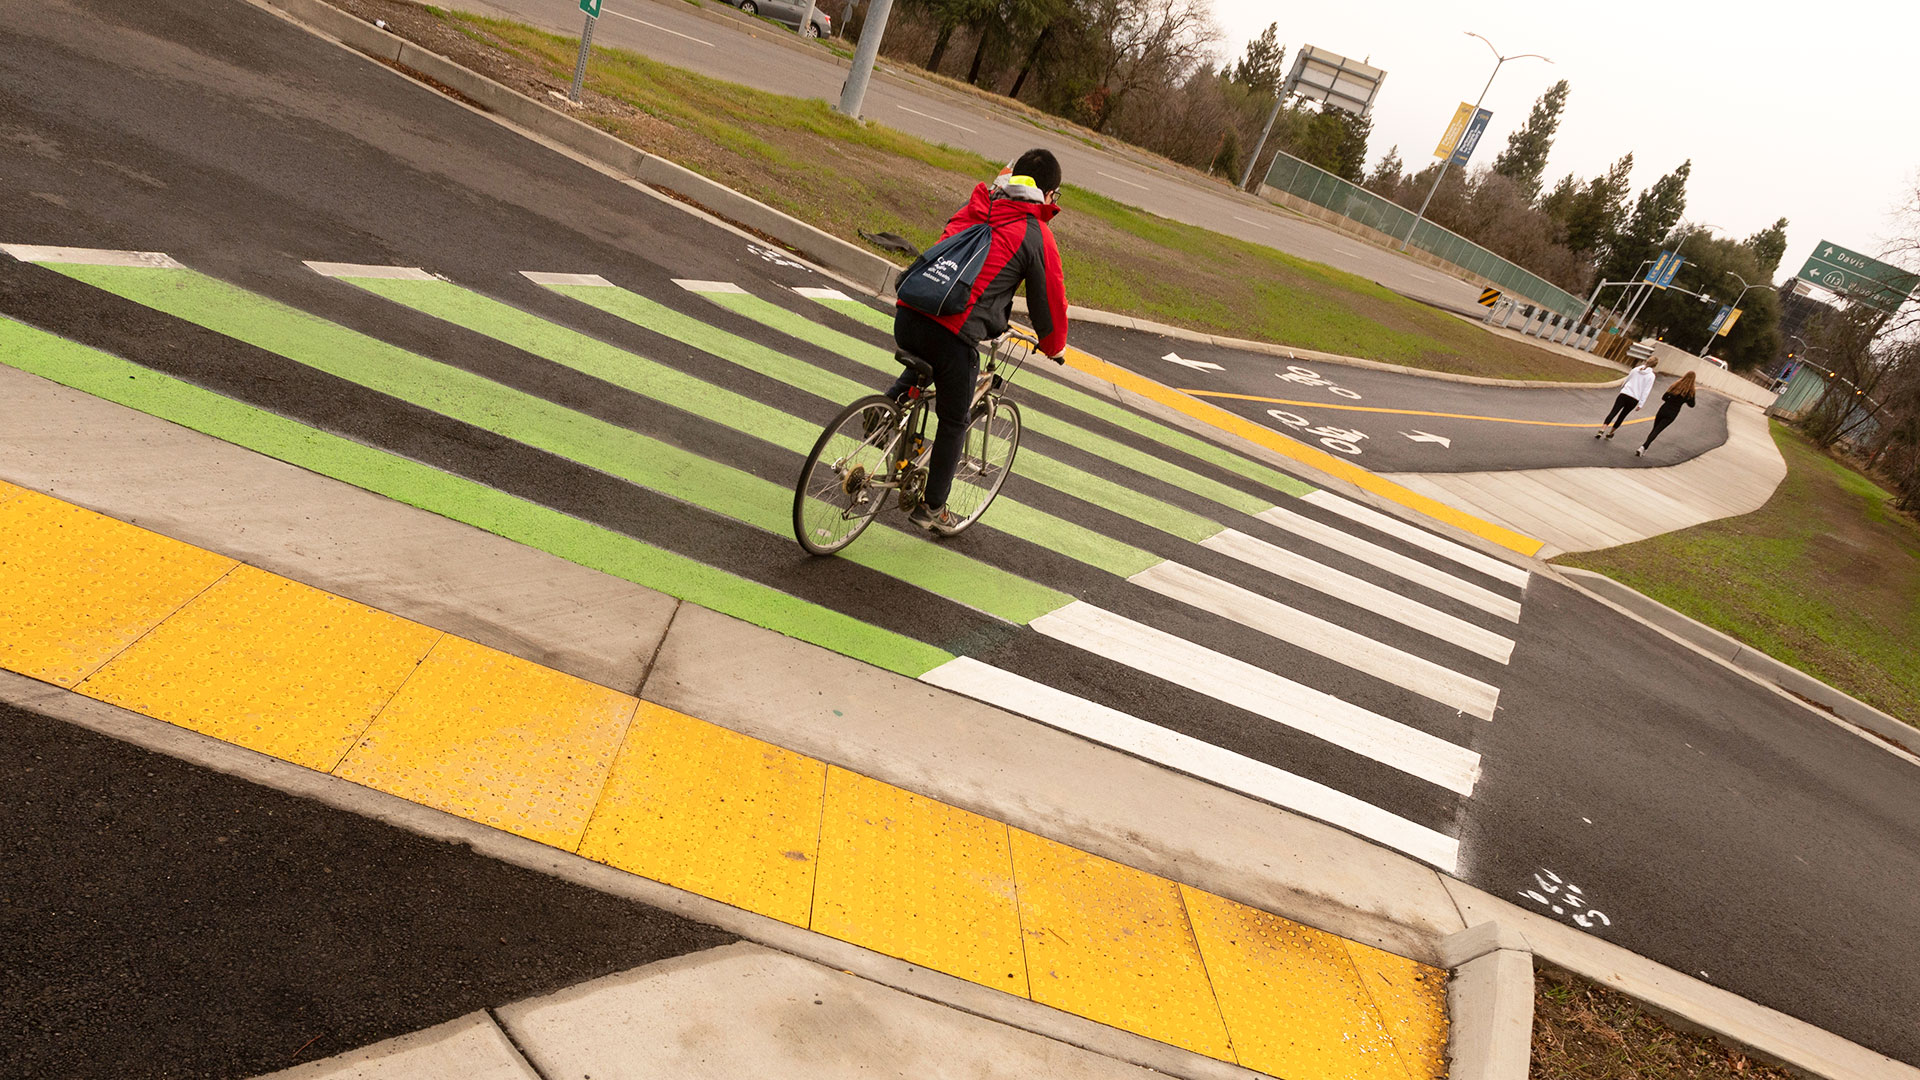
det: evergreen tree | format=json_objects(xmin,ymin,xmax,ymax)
[
  {"xmin": 1364, "ymin": 144, "xmax": 1403, "ymax": 195},
  {"xmin": 1744, "ymin": 217, "xmax": 1790, "ymax": 278},
  {"xmin": 1333, "ymin": 110, "xmax": 1372, "ymax": 183},
  {"xmin": 1538, "ymin": 173, "xmax": 1579, "ymax": 223},
  {"xmin": 1230, "ymin": 22, "xmax": 1285, "ymax": 96},
  {"xmin": 1490, "ymin": 79, "xmax": 1568, "ymax": 202},
  {"xmin": 1563, "ymin": 153, "xmax": 1632, "ymax": 257},
  {"xmin": 1604, "ymin": 158, "xmax": 1692, "ymax": 282}
]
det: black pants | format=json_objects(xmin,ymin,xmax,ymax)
[
  {"xmin": 1641, "ymin": 401, "xmax": 1684, "ymax": 449},
  {"xmin": 1602, "ymin": 393, "xmax": 1637, "ymax": 431},
  {"xmin": 887, "ymin": 307, "xmax": 977, "ymax": 509}
]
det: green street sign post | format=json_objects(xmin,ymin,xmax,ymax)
[
  {"xmin": 1796, "ymin": 240, "xmax": 1919, "ymax": 313},
  {"xmin": 568, "ymin": 0, "xmax": 600, "ymax": 103}
]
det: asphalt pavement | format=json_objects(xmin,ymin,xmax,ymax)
[{"xmin": 2, "ymin": 0, "xmax": 1918, "ymax": 1073}]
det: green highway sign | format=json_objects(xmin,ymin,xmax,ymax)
[
  {"xmin": 581, "ymin": 0, "xmax": 601, "ymax": 16},
  {"xmin": 1796, "ymin": 240, "xmax": 1919, "ymax": 313}
]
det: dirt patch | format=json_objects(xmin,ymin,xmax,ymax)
[{"xmin": 1533, "ymin": 969, "xmax": 1797, "ymax": 1080}]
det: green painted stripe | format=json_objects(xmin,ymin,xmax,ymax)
[
  {"xmin": 728, "ymin": 291, "xmax": 1315, "ymax": 510},
  {"xmin": 813, "ymin": 294, "xmax": 1316, "ymax": 501},
  {"xmin": 0, "ymin": 316, "xmax": 950, "ymax": 677},
  {"xmin": 44, "ymin": 263, "xmax": 1070, "ymax": 626},
  {"xmin": 548, "ymin": 282, "xmax": 1165, "ymax": 575}
]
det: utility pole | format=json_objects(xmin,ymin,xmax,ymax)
[
  {"xmin": 1399, "ymin": 32, "xmax": 1551, "ymax": 252},
  {"xmin": 836, "ymin": 0, "xmax": 897, "ymax": 118}
]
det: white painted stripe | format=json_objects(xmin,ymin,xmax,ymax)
[
  {"xmin": 1202, "ymin": 529, "xmax": 1514, "ymax": 663},
  {"xmin": 521, "ymin": 271, "xmax": 615, "ymax": 287},
  {"xmin": 921, "ymin": 657, "xmax": 1459, "ymax": 870},
  {"xmin": 673, "ymin": 279, "xmax": 747, "ymax": 294},
  {"xmin": 793, "ymin": 286, "xmax": 853, "ymax": 300},
  {"xmin": 1, "ymin": 245, "xmax": 183, "ymax": 268},
  {"xmin": 1231, "ymin": 215, "xmax": 1272, "ymax": 231},
  {"xmin": 1031, "ymin": 602, "xmax": 1481, "ymax": 794},
  {"xmin": 1130, "ymin": 561, "xmax": 1500, "ymax": 719},
  {"xmin": 897, "ymin": 105, "xmax": 977, "ymax": 133},
  {"xmin": 605, "ymin": 9, "xmax": 717, "ymax": 46},
  {"xmin": 1255, "ymin": 505, "xmax": 1523, "ymax": 622},
  {"xmin": 1303, "ymin": 490, "xmax": 1532, "ymax": 588},
  {"xmin": 1096, "ymin": 170, "xmax": 1151, "ymax": 191},
  {"xmin": 304, "ymin": 261, "xmax": 435, "ymax": 280}
]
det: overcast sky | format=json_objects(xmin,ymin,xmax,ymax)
[{"xmin": 1211, "ymin": 0, "xmax": 1919, "ymax": 286}]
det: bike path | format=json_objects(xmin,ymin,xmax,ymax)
[{"xmin": 0, "ymin": 476, "xmax": 1449, "ymax": 1080}]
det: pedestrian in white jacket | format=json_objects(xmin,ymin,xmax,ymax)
[{"xmin": 1596, "ymin": 358, "xmax": 1657, "ymax": 439}]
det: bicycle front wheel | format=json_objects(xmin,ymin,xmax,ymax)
[
  {"xmin": 793, "ymin": 395, "xmax": 901, "ymax": 555},
  {"xmin": 942, "ymin": 396, "xmax": 1021, "ymax": 534}
]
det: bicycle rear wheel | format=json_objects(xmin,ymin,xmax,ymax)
[
  {"xmin": 794, "ymin": 395, "xmax": 901, "ymax": 555},
  {"xmin": 941, "ymin": 396, "xmax": 1021, "ymax": 534}
]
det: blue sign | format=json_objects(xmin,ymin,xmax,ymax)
[
  {"xmin": 1657, "ymin": 255, "xmax": 1684, "ymax": 288},
  {"xmin": 1644, "ymin": 250, "xmax": 1674, "ymax": 284},
  {"xmin": 1708, "ymin": 305, "xmax": 1731, "ymax": 334},
  {"xmin": 1448, "ymin": 108, "xmax": 1494, "ymax": 166}
]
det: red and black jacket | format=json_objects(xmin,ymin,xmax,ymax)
[{"xmin": 902, "ymin": 182, "xmax": 1068, "ymax": 356}]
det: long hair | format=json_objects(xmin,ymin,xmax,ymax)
[{"xmin": 1671, "ymin": 372, "xmax": 1697, "ymax": 399}]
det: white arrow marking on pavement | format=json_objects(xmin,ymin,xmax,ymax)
[
  {"xmin": 1401, "ymin": 430, "xmax": 1452, "ymax": 448},
  {"xmin": 1162, "ymin": 351, "xmax": 1223, "ymax": 372}
]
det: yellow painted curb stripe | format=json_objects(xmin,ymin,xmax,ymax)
[
  {"xmin": 1182, "ymin": 389, "xmax": 1656, "ymax": 429},
  {"xmin": 0, "ymin": 484, "xmax": 1448, "ymax": 1077},
  {"xmin": 1060, "ymin": 346, "xmax": 1547, "ymax": 558}
]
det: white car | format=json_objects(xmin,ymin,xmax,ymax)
[
  {"xmin": 736, "ymin": 0, "xmax": 830, "ymax": 37},
  {"xmin": 1706, "ymin": 357, "xmax": 1728, "ymax": 369}
]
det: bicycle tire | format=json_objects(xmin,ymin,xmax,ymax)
[
  {"xmin": 941, "ymin": 396, "xmax": 1021, "ymax": 535},
  {"xmin": 793, "ymin": 395, "xmax": 902, "ymax": 555}
]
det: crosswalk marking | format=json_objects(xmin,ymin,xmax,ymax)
[
  {"xmin": 0, "ymin": 244, "xmax": 182, "ymax": 268},
  {"xmin": 1303, "ymin": 490, "xmax": 1531, "ymax": 589},
  {"xmin": 1129, "ymin": 561, "xmax": 1500, "ymax": 719},
  {"xmin": 1258, "ymin": 504, "xmax": 1523, "ymax": 621},
  {"xmin": 1030, "ymin": 602, "xmax": 1482, "ymax": 795},
  {"xmin": 1200, "ymin": 530, "xmax": 1515, "ymax": 663},
  {"xmin": 920, "ymin": 657, "xmax": 1460, "ymax": 870},
  {"xmin": 304, "ymin": 262, "xmax": 434, "ymax": 280}
]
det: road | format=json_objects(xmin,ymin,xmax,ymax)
[
  {"xmin": 449, "ymin": 0, "xmax": 1487, "ymax": 315},
  {"xmin": 1, "ymin": 0, "xmax": 1917, "ymax": 1072}
]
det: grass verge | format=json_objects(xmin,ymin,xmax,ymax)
[
  {"xmin": 1556, "ymin": 422, "xmax": 1920, "ymax": 727},
  {"xmin": 328, "ymin": 0, "xmax": 1611, "ymax": 382},
  {"xmin": 1533, "ymin": 970, "xmax": 1796, "ymax": 1079}
]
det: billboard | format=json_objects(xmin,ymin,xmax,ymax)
[{"xmin": 1283, "ymin": 46, "xmax": 1387, "ymax": 117}]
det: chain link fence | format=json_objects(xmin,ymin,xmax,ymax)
[{"xmin": 1261, "ymin": 151, "xmax": 1586, "ymax": 318}]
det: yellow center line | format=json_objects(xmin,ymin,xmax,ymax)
[{"xmin": 1178, "ymin": 389, "xmax": 1652, "ymax": 428}]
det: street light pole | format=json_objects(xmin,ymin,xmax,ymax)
[
  {"xmin": 1698, "ymin": 268, "xmax": 1770, "ymax": 356},
  {"xmin": 1398, "ymin": 32, "xmax": 1551, "ymax": 252},
  {"xmin": 1621, "ymin": 225, "xmax": 1717, "ymax": 336}
]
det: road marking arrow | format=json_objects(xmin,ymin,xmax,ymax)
[
  {"xmin": 1401, "ymin": 430, "xmax": 1452, "ymax": 448},
  {"xmin": 1162, "ymin": 351, "xmax": 1223, "ymax": 372}
]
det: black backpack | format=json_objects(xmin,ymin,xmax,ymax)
[{"xmin": 895, "ymin": 202, "xmax": 1003, "ymax": 317}]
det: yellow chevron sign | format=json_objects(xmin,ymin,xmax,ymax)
[{"xmin": 1479, "ymin": 288, "xmax": 1502, "ymax": 307}]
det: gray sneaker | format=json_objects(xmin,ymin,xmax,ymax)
[{"xmin": 908, "ymin": 502, "xmax": 963, "ymax": 535}]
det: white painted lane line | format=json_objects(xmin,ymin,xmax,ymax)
[
  {"xmin": 897, "ymin": 106, "xmax": 977, "ymax": 134},
  {"xmin": 1132, "ymin": 561, "xmax": 1501, "ymax": 719},
  {"xmin": 305, "ymin": 262, "xmax": 435, "ymax": 280},
  {"xmin": 1032, "ymin": 602, "xmax": 1482, "ymax": 795},
  {"xmin": 921, "ymin": 657, "xmax": 1460, "ymax": 871},
  {"xmin": 1231, "ymin": 215, "xmax": 1272, "ymax": 231},
  {"xmin": 605, "ymin": 8, "xmax": 717, "ymax": 46},
  {"xmin": 1201, "ymin": 529, "xmax": 1514, "ymax": 663},
  {"xmin": 1256, "ymin": 505, "xmax": 1523, "ymax": 622},
  {"xmin": 792, "ymin": 286, "xmax": 853, "ymax": 300},
  {"xmin": 1303, "ymin": 490, "xmax": 1532, "ymax": 588},
  {"xmin": 1, "ymin": 245, "xmax": 183, "ymax": 268},
  {"xmin": 672, "ymin": 279, "xmax": 748, "ymax": 294},
  {"xmin": 522, "ymin": 271, "xmax": 615, "ymax": 287},
  {"xmin": 1096, "ymin": 170, "xmax": 1151, "ymax": 191}
]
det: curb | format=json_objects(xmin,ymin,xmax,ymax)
[
  {"xmin": 1440, "ymin": 924, "xmax": 1535, "ymax": 1080},
  {"xmin": 255, "ymin": 0, "xmax": 900, "ymax": 296},
  {"xmin": 1555, "ymin": 567, "xmax": 1917, "ymax": 756}
]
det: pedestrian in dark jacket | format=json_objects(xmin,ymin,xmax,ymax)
[
  {"xmin": 1635, "ymin": 372, "xmax": 1696, "ymax": 456},
  {"xmin": 889, "ymin": 148, "xmax": 1069, "ymax": 534}
]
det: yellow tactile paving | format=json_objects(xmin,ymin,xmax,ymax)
[
  {"xmin": 77, "ymin": 566, "xmax": 442, "ymax": 771},
  {"xmin": 1182, "ymin": 885, "xmax": 1412, "ymax": 1080},
  {"xmin": 578, "ymin": 703, "xmax": 826, "ymax": 926},
  {"xmin": 1346, "ymin": 937, "xmax": 1451, "ymax": 1080},
  {"xmin": 0, "ymin": 480, "xmax": 235, "ymax": 687},
  {"xmin": 1009, "ymin": 828, "xmax": 1234, "ymax": 1060},
  {"xmin": 335, "ymin": 636, "xmax": 638, "ymax": 850},
  {"xmin": 812, "ymin": 767, "xmax": 1026, "ymax": 993}
]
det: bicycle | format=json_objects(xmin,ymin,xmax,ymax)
[{"xmin": 792, "ymin": 330, "xmax": 1038, "ymax": 555}]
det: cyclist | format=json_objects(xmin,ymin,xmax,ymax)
[{"xmin": 887, "ymin": 148, "xmax": 1069, "ymax": 534}]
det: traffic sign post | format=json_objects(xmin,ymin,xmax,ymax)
[
  {"xmin": 568, "ymin": 0, "xmax": 600, "ymax": 104},
  {"xmin": 1795, "ymin": 240, "xmax": 1919, "ymax": 313}
]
